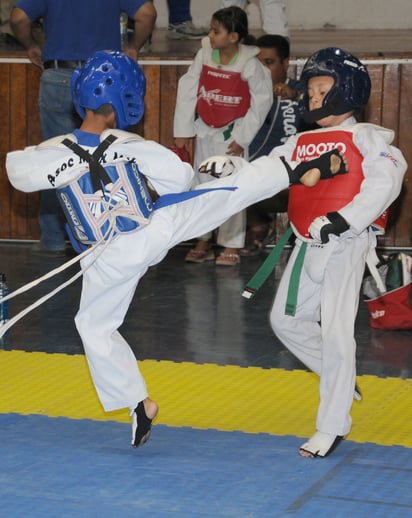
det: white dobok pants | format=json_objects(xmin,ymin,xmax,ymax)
[
  {"xmin": 270, "ymin": 230, "xmax": 371, "ymax": 435},
  {"xmin": 75, "ymin": 157, "xmax": 290, "ymax": 411}
]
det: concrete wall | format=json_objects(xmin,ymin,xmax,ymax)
[{"xmin": 153, "ymin": 0, "xmax": 411, "ymax": 30}]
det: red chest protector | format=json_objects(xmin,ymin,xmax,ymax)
[
  {"xmin": 288, "ymin": 129, "xmax": 388, "ymax": 239},
  {"xmin": 196, "ymin": 65, "xmax": 251, "ymax": 128}
]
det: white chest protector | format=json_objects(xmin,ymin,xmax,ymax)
[{"xmin": 56, "ymin": 134, "xmax": 154, "ymax": 245}]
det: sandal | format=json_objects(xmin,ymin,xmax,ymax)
[
  {"xmin": 185, "ymin": 248, "xmax": 215, "ymax": 263},
  {"xmin": 299, "ymin": 432, "xmax": 344, "ymax": 458},
  {"xmin": 215, "ymin": 252, "xmax": 240, "ymax": 266}
]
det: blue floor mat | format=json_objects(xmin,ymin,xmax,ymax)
[{"xmin": 1, "ymin": 414, "xmax": 412, "ymax": 517}]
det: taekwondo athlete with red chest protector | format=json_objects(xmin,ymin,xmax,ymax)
[{"xmin": 267, "ymin": 48, "xmax": 407, "ymax": 458}]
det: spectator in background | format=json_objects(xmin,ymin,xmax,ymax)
[
  {"xmin": 241, "ymin": 34, "xmax": 305, "ymax": 255},
  {"xmin": 10, "ymin": 0, "xmax": 156, "ymax": 255},
  {"xmin": 173, "ymin": 6, "xmax": 273, "ymax": 266},
  {"xmin": 220, "ymin": 0, "xmax": 289, "ymax": 39},
  {"xmin": 167, "ymin": 0, "xmax": 208, "ymax": 40}
]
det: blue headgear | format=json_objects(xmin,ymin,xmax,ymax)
[
  {"xmin": 300, "ymin": 47, "xmax": 371, "ymax": 123},
  {"xmin": 71, "ymin": 50, "xmax": 146, "ymax": 130}
]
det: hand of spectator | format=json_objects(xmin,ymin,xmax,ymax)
[
  {"xmin": 27, "ymin": 45, "xmax": 43, "ymax": 69},
  {"xmin": 226, "ymin": 141, "xmax": 244, "ymax": 156},
  {"xmin": 273, "ymin": 82, "xmax": 296, "ymax": 99}
]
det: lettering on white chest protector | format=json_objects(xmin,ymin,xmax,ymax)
[
  {"xmin": 57, "ymin": 135, "xmax": 154, "ymax": 244},
  {"xmin": 196, "ymin": 65, "xmax": 251, "ymax": 128}
]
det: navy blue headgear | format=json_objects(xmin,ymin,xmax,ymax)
[
  {"xmin": 71, "ymin": 50, "xmax": 146, "ymax": 130},
  {"xmin": 300, "ymin": 47, "xmax": 371, "ymax": 123}
]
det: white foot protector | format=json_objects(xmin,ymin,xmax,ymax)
[{"xmin": 299, "ymin": 431, "xmax": 344, "ymax": 458}]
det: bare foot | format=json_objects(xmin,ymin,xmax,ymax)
[
  {"xmin": 300, "ymin": 151, "xmax": 347, "ymax": 187},
  {"xmin": 300, "ymin": 168, "xmax": 321, "ymax": 187},
  {"xmin": 330, "ymin": 151, "xmax": 347, "ymax": 175},
  {"xmin": 299, "ymin": 448, "xmax": 315, "ymax": 458},
  {"xmin": 143, "ymin": 397, "xmax": 159, "ymax": 420},
  {"xmin": 192, "ymin": 240, "xmax": 212, "ymax": 252}
]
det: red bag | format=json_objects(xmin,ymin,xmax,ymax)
[{"xmin": 366, "ymin": 282, "xmax": 412, "ymax": 330}]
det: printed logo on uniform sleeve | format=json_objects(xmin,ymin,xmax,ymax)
[{"xmin": 379, "ymin": 151, "xmax": 400, "ymax": 167}]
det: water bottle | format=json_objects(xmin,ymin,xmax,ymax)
[{"xmin": 0, "ymin": 273, "xmax": 10, "ymax": 349}]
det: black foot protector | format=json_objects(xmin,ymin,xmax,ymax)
[{"xmin": 131, "ymin": 401, "xmax": 153, "ymax": 448}]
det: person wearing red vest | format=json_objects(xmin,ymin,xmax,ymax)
[
  {"xmin": 268, "ymin": 48, "xmax": 407, "ymax": 458},
  {"xmin": 174, "ymin": 6, "xmax": 272, "ymax": 266}
]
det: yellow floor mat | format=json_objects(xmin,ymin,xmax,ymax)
[{"xmin": 1, "ymin": 350, "xmax": 411, "ymax": 448}]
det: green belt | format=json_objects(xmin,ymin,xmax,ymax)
[
  {"xmin": 242, "ymin": 227, "xmax": 307, "ymax": 316},
  {"xmin": 223, "ymin": 123, "xmax": 234, "ymax": 141},
  {"xmin": 284, "ymin": 240, "xmax": 307, "ymax": 316}
]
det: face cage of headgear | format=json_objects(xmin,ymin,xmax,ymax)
[
  {"xmin": 71, "ymin": 50, "xmax": 146, "ymax": 130},
  {"xmin": 300, "ymin": 47, "xmax": 371, "ymax": 124}
]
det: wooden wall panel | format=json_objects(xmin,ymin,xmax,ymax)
[
  {"xmin": 141, "ymin": 64, "xmax": 161, "ymax": 142},
  {"xmin": 10, "ymin": 64, "xmax": 32, "ymax": 239},
  {"xmin": 159, "ymin": 65, "xmax": 178, "ymax": 147},
  {"xmin": 396, "ymin": 64, "xmax": 412, "ymax": 247},
  {"xmin": 365, "ymin": 64, "xmax": 383, "ymax": 126},
  {"xmin": 1, "ymin": 59, "xmax": 411, "ymax": 247},
  {"xmin": 0, "ymin": 64, "xmax": 11, "ymax": 239},
  {"xmin": 366, "ymin": 63, "xmax": 412, "ymax": 248},
  {"xmin": 1, "ymin": 63, "xmax": 41, "ymax": 240}
]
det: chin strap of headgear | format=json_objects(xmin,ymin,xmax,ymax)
[{"xmin": 303, "ymin": 90, "xmax": 345, "ymax": 124}]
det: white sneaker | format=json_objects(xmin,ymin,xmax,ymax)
[{"xmin": 167, "ymin": 21, "xmax": 208, "ymax": 40}]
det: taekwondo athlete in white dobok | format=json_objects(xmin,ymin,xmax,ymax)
[
  {"xmin": 174, "ymin": 6, "xmax": 273, "ymax": 266},
  {"xmin": 6, "ymin": 50, "xmax": 348, "ymax": 449},
  {"xmin": 265, "ymin": 48, "xmax": 407, "ymax": 458}
]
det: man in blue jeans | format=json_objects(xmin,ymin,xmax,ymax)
[
  {"xmin": 167, "ymin": 0, "xmax": 207, "ymax": 40},
  {"xmin": 10, "ymin": 0, "xmax": 156, "ymax": 254}
]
